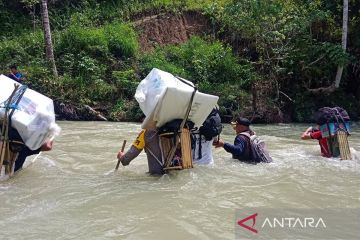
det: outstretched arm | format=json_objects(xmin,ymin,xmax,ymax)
[
  {"xmin": 213, "ymin": 137, "xmax": 246, "ymax": 156},
  {"xmin": 118, "ymin": 130, "xmax": 146, "ymax": 166},
  {"xmin": 301, "ymin": 127, "xmax": 313, "ymax": 140}
]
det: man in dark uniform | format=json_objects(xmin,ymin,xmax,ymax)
[
  {"xmin": 117, "ymin": 129, "xmax": 164, "ymax": 175},
  {"xmin": 213, "ymin": 117, "xmax": 254, "ymax": 162}
]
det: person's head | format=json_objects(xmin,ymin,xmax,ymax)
[
  {"xmin": 231, "ymin": 117, "xmax": 251, "ymax": 134},
  {"xmin": 9, "ymin": 65, "xmax": 18, "ymax": 74}
]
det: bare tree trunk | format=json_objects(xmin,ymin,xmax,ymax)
[
  {"xmin": 41, "ymin": 0, "xmax": 58, "ymax": 77},
  {"xmin": 334, "ymin": 0, "xmax": 348, "ymax": 88},
  {"xmin": 251, "ymin": 82, "xmax": 258, "ymax": 113}
]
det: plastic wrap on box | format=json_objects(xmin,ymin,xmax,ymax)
[
  {"xmin": 135, "ymin": 68, "xmax": 219, "ymax": 129},
  {"xmin": 0, "ymin": 74, "xmax": 61, "ymax": 150}
]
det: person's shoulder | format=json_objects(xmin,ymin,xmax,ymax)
[
  {"xmin": 144, "ymin": 129, "xmax": 157, "ymax": 135},
  {"xmin": 144, "ymin": 129, "xmax": 159, "ymax": 141},
  {"xmin": 236, "ymin": 133, "xmax": 249, "ymax": 142},
  {"xmin": 238, "ymin": 131, "xmax": 252, "ymax": 138}
]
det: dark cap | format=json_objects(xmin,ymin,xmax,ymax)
[{"xmin": 231, "ymin": 117, "xmax": 251, "ymax": 126}]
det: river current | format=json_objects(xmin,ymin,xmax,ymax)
[{"xmin": 1, "ymin": 121, "xmax": 359, "ymax": 239}]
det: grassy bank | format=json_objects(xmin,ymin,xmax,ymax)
[{"xmin": 0, "ymin": 0, "xmax": 359, "ymax": 122}]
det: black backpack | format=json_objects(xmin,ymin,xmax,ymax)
[
  {"xmin": 158, "ymin": 119, "xmax": 195, "ymax": 137},
  {"xmin": 314, "ymin": 107, "xmax": 350, "ymax": 125},
  {"xmin": 199, "ymin": 108, "xmax": 223, "ymax": 141}
]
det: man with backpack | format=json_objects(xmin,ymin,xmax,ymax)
[
  {"xmin": 213, "ymin": 117, "xmax": 272, "ymax": 163},
  {"xmin": 301, "ymin": 107, "xmax": 350, "ymax": 158},
  {"xmin": 301, "ymin": 126, "xmax": 331, "ymax": 158},
  {"xmin": 192, "ymin": 108, "xmax": 223, "ymax": 165}
]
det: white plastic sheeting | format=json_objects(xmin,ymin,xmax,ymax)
[
  {"xmin": 135, "ymin": 68, "xmax": 219, "ymax": 129},
  {"xmin": 0, "ymin": 74, "xmax": 60, "ymax": 150}
]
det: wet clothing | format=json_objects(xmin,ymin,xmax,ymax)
[
  {"xmin": 310, "ymin": 130, "xmax": 331, "ymax": 158},
  {"xmin": 14, "ymin": 147, "xmax": 40, "ymax": 172},
  {"xmin": 121, "ymin": 130, "xmax": 164, "ymax": 175},
  {"xmin": 192, "ymin": 132, "xmax": 214, "ymax": 165},
  {"xmin": 1, "ymin": 125, "xmax": 40, "ymax": 172},
  {"xmin": 223, "ymin": 131, "xmax": 252, "ymax": 162}
]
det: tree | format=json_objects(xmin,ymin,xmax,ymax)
[
  {"xmin": 334, "ymin": 0, "xmax": 348, "ymax": 88},
  {"xmin": 21, "ymin": 0, "xmax": 39, "ymax": 32},
  {"xmin": 41, "ymin": 0, "xmax": 58, "ymax": 77}
]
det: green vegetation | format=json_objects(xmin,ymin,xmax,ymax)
[
  {"xmin": 0, "ymin": 0, "xmax": 359, "ymax": 122},
  {"xmin": 140, "ymin": 37, "xmax": 256, "ymax": 115}
]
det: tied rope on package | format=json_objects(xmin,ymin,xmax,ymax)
[
  {"xmin": 135, "ymin": 68, "xmax": 219, "ymax": 129},
  {"xmin": 0, "ymin": 74, "xmax": 61, "ymax": 150}
]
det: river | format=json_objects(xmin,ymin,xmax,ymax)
[{"xmin": 1, "ymin": 121, "xmax": 359, "ymax": 239}]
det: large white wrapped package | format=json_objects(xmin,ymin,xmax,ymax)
[
  {"xmin": 0, "ymin": 74, "xmax": 60, "ymax": 150},
  {"xmin": 135, "ymin": 68, "xmax": 219, "ymax": 129}
]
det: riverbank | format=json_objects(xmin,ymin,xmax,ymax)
[{"xmin": 1, "ymin": 1, "xmax": 359, "ymax": 123}]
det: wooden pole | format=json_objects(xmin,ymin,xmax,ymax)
[
  {"xmin": 0, "ymin": 85, "xmax": 19, "ymax": 173},
  {"xmin": 115, "ymin": 140, "xmax": 127, "ymax": 170}
]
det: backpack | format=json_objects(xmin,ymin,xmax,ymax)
[
  {"xmin": 240, "ymin": 132, "xmax": 273, "ymax": 163},
  {"xmin": 199, "ymin": 108, "xmax": 223, "ymax": 141},
  {"xmin": 158, "ymin": 119, "xmax": 195, "ymax": 137},
  {"xmin": 314, "ymin": 107, "xmax": 350, "ymax": 125}
]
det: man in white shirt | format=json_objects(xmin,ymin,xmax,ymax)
[{"xmin": 192, "ymin": 130, "xmax": 215, "ymax": 165}]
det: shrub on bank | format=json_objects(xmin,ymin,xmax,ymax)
[
  {"xmin": 139, "ymin": 36, "xmax": 257, "ymax": 115},
  {"xmin": 0, "ymin": 31, "xmax": 44, "ymax": 67},
  {"xmin": 105, "ymin": 23, "xmax": 139, "ymax": 58}
]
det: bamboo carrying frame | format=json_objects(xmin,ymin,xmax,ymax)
[
  {"xmin": 0, "ymin": 141, "xmax": 17, "ymax": 178},
  {"xmin": 324, "ymin": 122, "xmax": 352, "ymax": 160},
  {"xmin": 336, "ymin": 129, "xmax": 352, "ymax": 160},
  {"xmin": 0, "ymin": 85, "xmax": 22, "ymax": 179},
  {"xmin": 161, "ymin": 81, "xmax": 197, "ymax": 172},
  {"xmin": 180, "ymin": 128, "xmax": 193, "ymax": 169},
  {"xmin": 160, "ymin": 127, "xmax": 193, "ymax": 171}
]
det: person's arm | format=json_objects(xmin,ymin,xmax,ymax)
[
  {"xmin": 223, "ymin": 136, "xmax": 246, "ymax": 155},
  {"xmin": 117, "ymin": 130, "xmax": 146, "ymax": 166},
  {"xmin": 8, "ymin": 72, "xmax": 19, "ymax": 81},
  {"xmin": 21, "ymin": 140, "xmax": 53, "ymax": 157},
  {"xmin": 14, "ymin": 141, "xmax": 53, "ymax": 172},
  {"xmin": 117, "ymin": 146, "xmax": 142, "ymax": 166},
  {"xmin": 213, "ymin": 136, "xmax": 246, "ymax": 156},
  {"xmin": 14, "ymin": 146, "xmax": 41, "ymax": 172},
  {"xmin": 40, "ymin": 141, "xmax": 53, "ymax": 151},
  {"xmin": 301, "ymin": 127, "xmax": 313, "ymax": 140}
]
